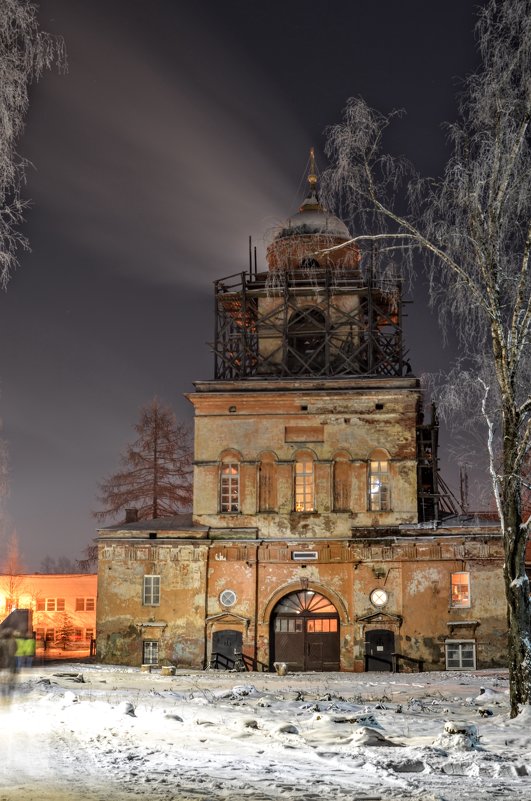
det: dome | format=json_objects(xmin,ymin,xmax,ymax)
[
  {"xmin": 275, "ymin": 198, "xmax": 351, "ymax": 241},
  {"xmin": 266, "ymin": 149, "xmax": 359, "ymax": 272}
]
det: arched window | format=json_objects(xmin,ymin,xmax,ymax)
[
  {"xmin": 368, "ymin": 449, "xmax": 390, "ymax": 511},
  {"xmin": 259, "ymin": 453, "xmax": 277, "ymax": 512},
  {"xmin": 287, "ymin": 307, "xmax": 326, "ymax": 374},
  {"xmin": 220, "ymin": 462, "xmax": 240, "ymax": 513},
  {"xmin": 295, "ymin": 457, "xmax": 314, "ymax": 512}
]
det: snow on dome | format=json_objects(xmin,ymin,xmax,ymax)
[{"xmin": 275, "ymin": 207, "xmax": 351, "ymax": 240}]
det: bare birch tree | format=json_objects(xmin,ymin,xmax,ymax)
[
  {"xmin": 94, "ymin": 399, "xmax": 193, "ymax": 523},
  {"xmin": 323, "ymin": 0, "xmax": 531, "ymax": 715},
  {"xmin": 0, "ymin": 0, "xmax": 65, "ymax": 288}
]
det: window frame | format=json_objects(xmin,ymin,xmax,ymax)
[
  {"xmin": 445, "ymin": 639, "xmax": 476, "ymax": 670},
  {"xmin": 220, "ymin": 462, "xmax": 240, "ymax": 513},
  {"xmin": 450, "ymin": 571, "xmax": 471, "ymax": 608},
  {"xmin": 142, "ymin": 574, "xmax": 161, "ymax": 606},
  {"xmin": 294, "ymin": 459, "xmax": 315, "ymax": 512},
  {"xmin": 368, "ymin": 457, "xmax": 390, "ymax": 512},
  {"xmin": 143, "ymin": 640, "xmax": 159, "ymax": 666}
]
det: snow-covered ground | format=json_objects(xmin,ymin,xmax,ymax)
[{"xmin": 1, "ymin": 664, "xmax": 531, "ymax": 800}]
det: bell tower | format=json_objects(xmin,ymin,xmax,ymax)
[
  {"xmin": 213, "ymin": 150, "xmax": 406, "ymax": 381},
  {"xmin": 188, "ymin": 152, "xmax": 432, "ymax": 536}
]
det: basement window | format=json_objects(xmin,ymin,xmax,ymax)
[
  {"xmin": 445, "ymin": 639, "xmax": 476, "ymax": 670},
  {"xmin": 143, "ymin": 640, "xmax": 159, "ymax": 666}
]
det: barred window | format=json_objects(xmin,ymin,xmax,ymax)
[{"xmin": 143, "ymin": 640, "xmax": 159, "ymax": 666}]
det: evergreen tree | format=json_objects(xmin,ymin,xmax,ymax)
[{"xmin": 55, "ymin": 612, "xmax": 75, "ymax": 650}]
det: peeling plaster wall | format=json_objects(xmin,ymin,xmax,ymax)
[
  {"xmin": 190, "ymin": 379, "xmax": 420, "ymax": 532},
  {"xmin": 96, "ymin": 530, "xmax": 507, "ymax": 671},
  {"xmin": 96, "ymin": 540, "xmax": 208, "ymax": 666}
]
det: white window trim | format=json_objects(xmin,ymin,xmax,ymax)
[
  {"xmin": 445, "ymin": 639, "xmax": 476, "ymax": 670},
  {"xmin": 142, "ymin": 575, "xmax": 161, "ymax": 606}
]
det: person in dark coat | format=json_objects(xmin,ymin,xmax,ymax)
[{"xmin": 0, "ymin": 628, "xmax": 17, "ymax": 697}]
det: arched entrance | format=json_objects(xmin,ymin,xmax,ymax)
[{"xmin": 271, "ymin": 590, "xmax": 340, "ymax": 671}]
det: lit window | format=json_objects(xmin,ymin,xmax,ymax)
[
  {"xmin": 75, "ymin": 598, "xmax": 85, "ymax": 611},
  {"xmin": 56, "ymin": 598, "xmax": 65, "ymax": 611},
  {"xmin": 143, "ymin": 640, "xmax": 159, "ymax": 665},
  {"xmin": 451, "ymin": 572, "xmax": 470, "ymax": 608},
  {"xmin": 369, "ymin": 458, "xmax": 390, "ymax": 511},
  {"xmin": 46, "ymin": 599, "xmax": 56, "ymax": 612},
  {"xmin": 85, "ymin": 598, "xmax": 95, "ymax": 611},
  {"xmin": 445, "ymin": 640, "xmax": 476, "ymax": 670},
  {"xmin": 143, "ymin": 575, "xmax": 160, "ymax": 606},
  {"xmin": 295, "ymin": 460, "xmax": 314, "ymax": 511},
  {"xmin": 220, "ymin": 463, "xmax": 240, "ymax": 512}
]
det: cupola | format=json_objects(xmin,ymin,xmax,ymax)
[{"xmin": 266, "ymin": 149, "xmax": 360, "ymax": 271}]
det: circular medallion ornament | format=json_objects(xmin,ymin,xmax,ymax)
[
  {"xmin": 370, "ymin": 588, "xmax": 388, "ymax": 608},
  {"xmin": 219, "ymin": 589, "xmax": 237, "ymax": 607}
]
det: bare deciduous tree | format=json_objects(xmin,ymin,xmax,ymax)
[
  {"xmin": 76, "ymin": 543, "xmax": 98, "ymax": 574},
  {"xmin": 0, "ymin": 0, "xmax": 65, "ymax": 288},
  {"xmin": 323, "ymin": 0, "xmax": 530, "ymax": 715},
  {"xmin": 95, "ymin": 399, "xmax": 193, "ymax": 523}
]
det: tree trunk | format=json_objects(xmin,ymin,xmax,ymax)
[{"xmin": 502, "ymin": 415, "xmax": 531, "ymax": 717}]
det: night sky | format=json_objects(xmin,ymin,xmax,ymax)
[{"xmin": 0, "ymin": 1, "xmax": 483, "ymax": 570}]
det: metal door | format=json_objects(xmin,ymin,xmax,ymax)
[
  {"xmin": 212, "ymin": 629, "xmax": 242, "ymax": 662},
  {"xmin": 365, "ymin": 629, "xmax": 394, "ymax": 671}
]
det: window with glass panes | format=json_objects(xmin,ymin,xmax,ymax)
[
  {"xmin": 220, "ymin": 463, "xmax": 239, "ymax": 512},
  {"xmin": 451, "ymin": 572, "xmax": 470, "ymax": 607},
  {"xmin": 143, "ymin": 640, "xmax": 159, "ymax": 665},
  {"xmin": 445, "ymin": 640, "xmax": 476, "ymax": 670},
  {"xmin": 369, "ymin": 458, "xmax": 390, "ymax": 511},
  {"xmin": 295, "ymin": 460, "xmax": 314, "ymax": 512},
  {"xmin": 142, "ymin": 575, "xmax": 160, "ymax": 606}
]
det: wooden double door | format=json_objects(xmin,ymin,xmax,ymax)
[{"xmin": 272, "ymin": 590, "xmax": 340, "ymax": 672}]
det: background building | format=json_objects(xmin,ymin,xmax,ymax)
[{"xmin": 0, "ymin": 573, "xmax": 97, "ymax": 656}]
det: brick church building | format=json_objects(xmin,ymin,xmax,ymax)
[{"xmin": 96, "ymin": 154, "xmax": 506, "ymax": 673}]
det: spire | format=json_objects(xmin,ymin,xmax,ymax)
[{"xmin": 299, "ymin": 147, "xmax": 323, "ymax": 212}]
